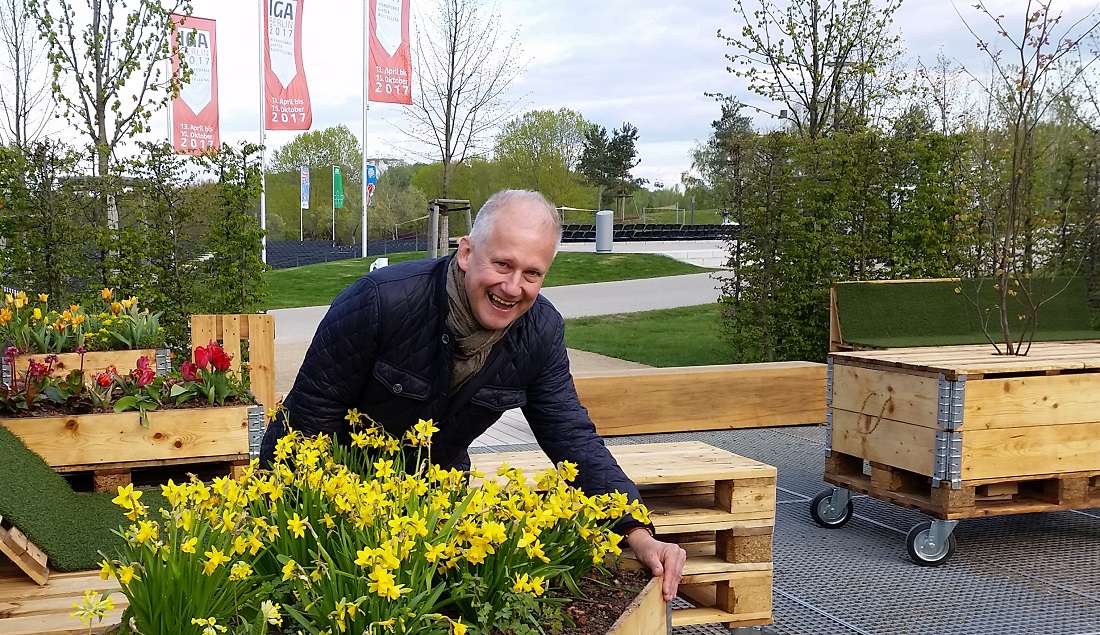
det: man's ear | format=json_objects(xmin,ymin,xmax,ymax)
[{"xmin": 456, "ymin": 236, "xmax": 472, "ymax": 271}]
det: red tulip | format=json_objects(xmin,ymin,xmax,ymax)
[
  {"xmin": 96, "ymin": 372, "xmax": 112, "ymax": 388},
  {"xmin": 211, "ymin": 349, "xmax": 232, "ymax": 372},
  {"xmin": 194, "ymin": 345, "xmax": 211, "ymax": 369},
  {"xmin": 181, "ymin": 361, "xmax": 199, "ymax": 382}
]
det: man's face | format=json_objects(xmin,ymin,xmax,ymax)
[{"xmin": 455, "ymin": 206, "xmax": 557, "ymax": 330}]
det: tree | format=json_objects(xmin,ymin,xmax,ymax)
[
  {"xmin": 578, "ymin": 122, "xmax": 647, "ymax": 218},
  {"xmin": 958, "ymin": 0, "xmax": 1100, "ymax": 353},
  {"xmin": 718, "ymin": 0, "xmax": 904, "ymax": 138},
  {"xmin": 27, "ymin": 0, "xmax": 192, "ymax": 178},
  {"xmin": 0, "ymin": 0, "xmax": 53, "ymax": 147},
  {"xmin": 405, "ymin": 0, "xmax": 524, "ymax": 197},
  {"xmin": 493, "ymin": 108, "xmax": 590, "ymax": 204},
  {"xmin": 269, "ymin": 125, "xmax": 364, "ymax": 183}
]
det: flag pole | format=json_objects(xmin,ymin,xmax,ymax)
[
  {"xmin": 361, "ymin": 0, "xmax": 370, "ymax": 258},
  {"xmin": 258, "ymin": 0, "xmax": 268, "ymax": 264}
]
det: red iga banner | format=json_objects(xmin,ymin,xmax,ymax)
[
  {"xmin": 170, "ymin": 14, "xmax": 220, "ymax": 153},
  {"xmin": 264, "ymin": 0, "xmax": 312, "ymax": 130},
  {"xmin": 368, "ymin": 0, "xmax": 412, "ymax": 104}
]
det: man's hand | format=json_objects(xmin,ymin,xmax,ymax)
[{"xmin": 625, "ymin": 528, "xmax": 687, "ymax": 601}]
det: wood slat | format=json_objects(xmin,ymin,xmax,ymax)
[
  {"xmin": 245, "ymin": 314, "xmax": 277, "ymax": 412},
  {"xmin": 831, "ymin": 341, "xmax": 1100, "ymax": 376},
  {"xmin": 605, "ymin": 577, "xmax": 667, "ymax": 634},
  {"xmin": 828, "ymin": 409, "xmax": 938, "ymax": 478},
  {"xmin": 474, "ymin": 442, "xmax": 777, "ymax": 486},
  {"xmin": 573, "ymin": 362, "xmax": 826, "ymax": 435},
  {"xmin": 0, "ymin": 406, "xmax": 252, "ymax": 467},
  {"xmin": 961, "ymin": 373, "xmax": 1100, "ymax": 429},
  {"xmin": 961, "ymin": 421, "xmax": 1100, "ymax": 480},
  {"xmin": 11, "ymin": 349, "xmax": 161, "ymax": 380}
]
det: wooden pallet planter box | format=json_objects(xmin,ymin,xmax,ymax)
[
  {"xmin": 473, "ymin": 441, "xmax": 776, "ymax": 629},
  {"xmin": 2, "ymin": 348, "xmax": 169, "ymax": 385},
  {"xmin": 0, "ymin": 404, "xmax": 265, "ymax": 492},
  {"xmin": 827, "ymin": 341, "xmax": 1100, "ymax": 519}
]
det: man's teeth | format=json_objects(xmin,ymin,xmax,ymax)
[{"xmin": 489, "ymin": 292, "xmax": 517, "ymax": 307}]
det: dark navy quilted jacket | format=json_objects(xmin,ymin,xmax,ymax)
[{"xmin": 260, "ymin": 255, "xmax": 645, "ymax": 528}]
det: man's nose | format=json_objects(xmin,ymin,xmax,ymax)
[{"xmin": 500, "ymin": 270, "xmax": 525, "ymax": 294}]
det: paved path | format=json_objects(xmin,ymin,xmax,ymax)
[{"xmin": 270, "ymin": 241, "xmax": 730, "ymax": 446}]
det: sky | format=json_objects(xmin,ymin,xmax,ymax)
[{"xmin": 176, "ymin": 0, "xmax": 1100, "ymax": 189}]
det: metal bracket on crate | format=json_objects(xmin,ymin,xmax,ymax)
[
  {"xmin": 247, "ymin": 405, "xmax": 266, "ymax": 459},
  {"xmin": 1, "ymin": 363, "xmax": 10, "ymax": 388},
  {"xmin": 155, "ymin": 348, "xmax": 171, "ymax": 376},
  {"xmin": 932, "ymin": 430, "xmax": 963, "ymax": 489},
  {"xmin": 936, "ymin": 373, "xmax": 967, "ymax": 430},
  {"xmin": 826, "ymin": 359, "xmax": 834, "ymax": 406},
  {"xmin": 825, "ymin": 409, "xmax": 833, "ymax": 450}
]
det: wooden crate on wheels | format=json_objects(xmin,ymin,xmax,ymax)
[
  {"xmin": 473, "ymin": 441, "xmax": 777, "ymax": 629},
  {"xmin": 815, "ymin": 341, "xmax": 1100, "ymax": 566}
]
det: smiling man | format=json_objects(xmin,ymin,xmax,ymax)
[{"xmin": 260, "ymin": 189, "xmax": 686, "ymax": 599}]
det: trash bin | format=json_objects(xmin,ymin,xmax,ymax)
[{"xmin": 595, "ymin": 210, "xmax": 613, "ymax": 254}]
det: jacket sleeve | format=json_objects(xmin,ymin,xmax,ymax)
[
  {"xmin": 281, "ymin": 276, "xmax": 381, "ymax": 437},
  {"xmin": 521, "ymin": 315, "xmax": 649, "ymax": 535}
]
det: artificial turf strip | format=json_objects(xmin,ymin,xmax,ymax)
[
  {"xmin": 835, "ymin": 276, "xmax": 1100, "ymax": 348},
  {"xmin": 0, "ymin": 423, "xmax": 167, "ymax": 571}
]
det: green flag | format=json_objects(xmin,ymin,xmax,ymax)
[{"xmin": 333, "ymin": 166, "xmax": 345, "ymax": 209}]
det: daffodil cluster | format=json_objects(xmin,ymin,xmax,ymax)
[
  {"xmin": 92, "ymin": 415, "xmax": 649, "ymax": 635},
  {"xmin": 0, "ymin": 288, "xmax": 164, "ymax": 354}
]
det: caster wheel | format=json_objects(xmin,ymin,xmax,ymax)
[
  {"xmin": 906, "ymin": 521, "xmax": 957, "ymax": 566},
  {"xmin": 810, "ymin": 490, "xmax": 854, "ymax": 528}
]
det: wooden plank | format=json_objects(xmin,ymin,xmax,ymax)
[
  {"xmin": 475, "ymin": 442, "xmax": 776, "ymax": 487},
  {"xmin": 829, "ymin": 409, "xmax": 938, "ymax": 477},
  {"xmin": 246, "ymin": 314, "xmax": 277, "ymax": 412},
  {"xmin": 829, "ymin": 286, "xmax": 843, "ymax": 353},
  {"xmin": 961, "ymin": 421, "xmax": 1100, "ymax": 480},
  {"xmin": 829, "ymin": 364, "xmax": 940, "ymax": 429},
  {"xmin": 0, "ymin": 518, "xmax": 48, "ymax": 586},
  {"xmin": 11, "ymin": 349, "xmax": 162, "ymax": 380},
  {"xmin": 961, "ymin": 373, "xmax": 1100, "ymax": 429},
  {"xmin": 671, "ymin": 606, "xmax": 772, "ymax": 629},
  {"xmin": 220, "ymin": 315, "xmax": 243, "ymax": 379},
  {"xmin": 650, "ymin": 502, "xmax": 774, "ymax": 529},
  {"xmin": 573, "ymin": 362, "xmax": 826, "ymax": 436},
  {"xmin": 0, "ymin": 406, "xmax": 252, "ymax": 467},
  {"xmin": 606, "ymin": 577, "xmax": 666, "ymax": 635},
  {"xmin": 189, "ymin": 315, "xmax": 216, "ymax": 361},
  {"xmin": 831, "ymin": 341, "xmax": 1100, "ymax": 376},
  {"xmin": 0, "ymin": 609, "xmax": 126, "ymax": 635}
]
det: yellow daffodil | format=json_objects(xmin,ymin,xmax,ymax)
[
  {"xmin": 117, "ymin": 565, "xmax": 138, "ymax": 585},
  {"xmin": 202, "ymin": 547, "xmax": 230, "ymax": 575},
  {"xmin": 287, "ymin": 512, "xmax": 307, "ymax": 539}
]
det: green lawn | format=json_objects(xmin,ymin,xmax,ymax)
[
  {"xmin": 263, "ymin": 251, "xmax": 713, "ymax": 310},
  {"xmin": 564, "ymin": 303, "xmax": 730, "ymax": 367}
]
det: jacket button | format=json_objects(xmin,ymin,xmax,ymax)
[
  {"xmin": 393, "ymin": 383, "xmax": 403, "ymax": 394},
  {"xmin": 442, "ymin": 334, "xmax": 450, "ymax": 344}
]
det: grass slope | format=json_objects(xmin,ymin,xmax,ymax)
[
  {"xmin": 0, "ymin": 424, "xmax": 166, "ymax": 571},
  {"xmin": 264, "ymin": 251, "xmax": 712, "ymax": 310},
  {"xmin": 564, "ymin": 303, "xmax": 729, "ymax": 367}
]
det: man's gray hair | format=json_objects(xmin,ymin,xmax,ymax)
[{"xmin": 469, "ymin": 190, "xmax": 563, "ymax": 248}]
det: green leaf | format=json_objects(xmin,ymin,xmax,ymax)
[{"xmin": 114, "ymin": 396, "xmax": 139, "ymax": 412}]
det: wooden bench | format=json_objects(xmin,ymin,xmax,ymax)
[
  {"xmin": 830, "ymin": 276, "xmax": 1100, "ymax": 352},
  {"xmin": 573, "ymin": 362, "xmax": 826, "ymax": 436},
  {"xmin": 472, "ymin": 442, "xmax": 777, "ymax": 629}
]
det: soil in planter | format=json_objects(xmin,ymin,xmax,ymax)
[{"xmin": 490, "ymin": 566, "xmax": 655, "ymax": 635}]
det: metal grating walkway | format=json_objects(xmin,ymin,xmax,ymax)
[{"xmin": 472, "ymin": 425, "xmax": 1100, "ymax": 635}]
